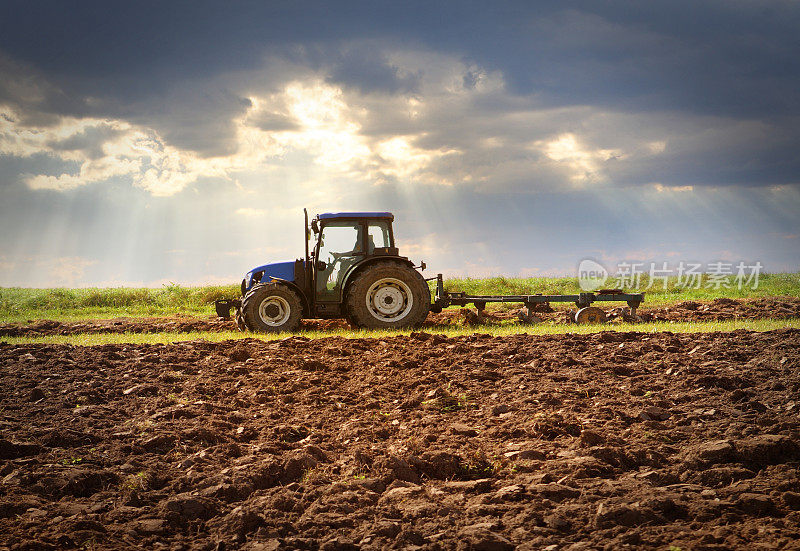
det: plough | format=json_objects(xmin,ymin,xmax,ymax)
[{"xmin": 430, "ymin": 274, "xmax": 644, "ymax": 324}]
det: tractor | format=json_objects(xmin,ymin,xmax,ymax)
[
  {"xmin": 215, "ymin": 211, "xmax": 431, "ymax": 332},
  {"xmin": 215, "ymin": 210, "xmax": 645, "ymax": 332}
]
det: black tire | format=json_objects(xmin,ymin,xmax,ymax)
[
  {"xmin": 345, "ymin": 261, "xmax": 430, "ymax": 329},
  {"xmin": 241, "ymin": 282, "xmax": 303, "ymax": 333}
]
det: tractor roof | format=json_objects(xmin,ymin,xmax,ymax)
[{"xmin": 318, "ymin": 212, "xmax": 394, "ymax": 221}]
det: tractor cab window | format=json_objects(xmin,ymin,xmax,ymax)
[
  {"xmin": 316, "ymin": 221, "xmax": 363, "ymax": 300},
  {"xmin": 367, "ymin": 221, "xmax": 391, "ymax": 254}
]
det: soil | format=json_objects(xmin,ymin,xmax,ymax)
[
  {"xmin": 1, "ymin": 328, "xmax": 800, "ymax": 549},
  {"xmin": 1, "ymin": 296, "xmax": 798, "ymax": 338}
]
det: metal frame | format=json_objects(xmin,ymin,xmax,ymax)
[{"xmin": 431, "ymin": 274, "xmax": 644, "ymax": 317}]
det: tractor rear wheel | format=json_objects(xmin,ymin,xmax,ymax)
[
  {"xmin": 345, "ymin": 261, "xmax": 430, "ymax": 329},
  {"xmin": 241, "ymin": 282, "xmax": 303, "ymax": 333}
]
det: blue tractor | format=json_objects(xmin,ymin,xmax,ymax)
[
  {"xmin": 215, "ymin": 210, "xmax": 646, "ymax": 332},
  {"xmin": 216, "ymin": 210, "xmax": 432, "ymax": 332}
]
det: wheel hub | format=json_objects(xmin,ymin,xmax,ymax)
[
  {"xmin": 373, "ymin": 286, "xmax": 404, "ymax": 315},
  {"xmin": 366, "ymin": 278, "xmax": 413, "ymax": 321},
  {"xmin": 258, "ymin": 296, "xmax": 291, "ymax": 326}
]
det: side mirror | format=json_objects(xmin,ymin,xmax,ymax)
[
  {"xmin": 311, "ymin": 219, "xmax": 319, "ymax": 233},
  {"xmin": 315, "ymin": 260, "xmax": 327, "ymax": 271}
]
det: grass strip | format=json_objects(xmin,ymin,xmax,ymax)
[
  {"xmin": 3, "ymin": 318, "xmax": 798, "ymax": 346},
  {"xmin": 2, "ymin": 273, "xmax": 798, "ymax": 323}
]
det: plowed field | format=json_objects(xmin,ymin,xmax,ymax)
[{"xmin": 2, "ymin": 327, "xmax": 800, "ymax": 550}]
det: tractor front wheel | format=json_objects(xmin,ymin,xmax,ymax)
[
  {"xmin": 241, "ymin": 282, "xmax": 303, "ymax": 333},
  {"xmin": 346, "ymin": 262, "xmax": 430, "ymax": 329}
]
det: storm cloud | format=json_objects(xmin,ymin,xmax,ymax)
[{"xmin": 0, "ymin": 0, "xmax": 798, "ymax": 285}]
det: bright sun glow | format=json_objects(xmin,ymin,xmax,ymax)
[{"xmin": 538, "ymin": 133, "xmax": 625, "ymax": 185}]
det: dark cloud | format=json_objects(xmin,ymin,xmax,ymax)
[
  {"xmin": 609, "ymin": 128, "xmax": 800, "ymax": 188},
  {"xmin": 2, "ymin": 1, "xmax": 797, "ymax": 118},
  {"xmin": 126, "ymin": 89, "xmax": 252, "ymax": 158},
  {"xmin": 0, "ymin": 53, "xmax": 89, "ymax": 126},
  {"xmin": 0, "ymin": 154, "xmax": 80, "ymax": 187},
  {"xmin": 2, "ymin": 1, "xmax": 798, "ymax": 156},
  {"xmin": 325, "ymin": 48, "xmax": 421, "ymax": 95},
  {"xmin": 45, "ymin": 123, "xmax": 124, "ymax": 160}
]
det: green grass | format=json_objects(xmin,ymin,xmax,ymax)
[
  {"xmin": 3, "ymin": 318, "xmax": 798, "ymax": 346},
  {"xmin": 443, "ymin": 272, "xmax": 800, "ymax": 307},
  {"xmin": 0, "ymin": 284, "xmax": 239, "ymax": 322},
  {"xmin": 1, "ymin": 272, "xmax": 798, "ymax": 323}
]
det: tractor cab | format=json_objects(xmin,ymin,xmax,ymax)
[{"xmin": 310, "ymin": 212, "xmax": 398, "ymax": 306}]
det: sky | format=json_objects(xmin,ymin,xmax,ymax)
[{"xmin": 0, "ymin": 0, "xmax": 798, "ymax": 287}]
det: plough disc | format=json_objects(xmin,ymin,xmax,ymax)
[{"xmin": 575, "ymin": 306, "xmax": 606, "ymax": 324}]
